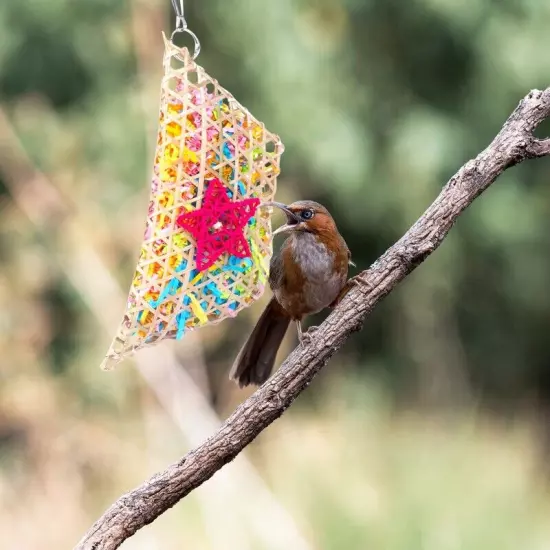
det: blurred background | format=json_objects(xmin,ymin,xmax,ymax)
[{"xmin": 2, "ymin": 0, "xmax": 550, "ymax": 548}]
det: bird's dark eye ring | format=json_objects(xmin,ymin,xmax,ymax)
[{"xmin": 301, "ymin": 209, "xmax": 314, "ymax": 221}]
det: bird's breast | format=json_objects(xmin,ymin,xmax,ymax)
[
  {"xmin": 290, "ymin": 232, "xmax": 335, "ymax": 281},
  {"xmin": 273, "ymin": 232, "xmax": 347, "ymax": 318}
]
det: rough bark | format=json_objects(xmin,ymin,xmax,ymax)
[{"xmin": 75, "ymin": 88, "xmax": 550, "ymax": 550}]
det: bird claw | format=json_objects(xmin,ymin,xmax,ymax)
[
  {"xmin": 300, "ymin": 325, "xmax": 319, "ymax": 346},
  {"xmin": 330, "ymin": 274, "xmax": 374, "ymax": 308},
  {"xmin": 349, "ymin": 273, "xmax": 374, "ymax": 290}
]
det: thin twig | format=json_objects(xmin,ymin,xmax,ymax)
[{"xmin": 73, "ymin": 88, "xmax": 550, "ymax": 549}]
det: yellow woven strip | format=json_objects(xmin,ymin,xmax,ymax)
[
  {"xmin": 188, "ymin": 293, "xmax": 208, "ymax": 324},
  {"xmin": 190, "ymin": 271, "xmax": 203, "ymax": 285},
  {"xmin": 250, "ymin": 240, "xmax": 267, "ymax": 284}
]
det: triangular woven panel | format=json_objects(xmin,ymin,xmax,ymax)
[{"xmin": 102, "ymin": 35, "xmax": 284, "ymax": 370}]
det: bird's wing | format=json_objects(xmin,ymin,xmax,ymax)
[{"xmin": 268, "ymin": 250, "xmax": 285, "ymax": 290}]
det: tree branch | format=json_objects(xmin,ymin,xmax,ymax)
[
  {"xmin": 75, "ymin": 88, "xmax": 550, "ymax": 550},
  {"xmin": 528, "ymin": 137, "xmax": 550, "ymax": 157}
]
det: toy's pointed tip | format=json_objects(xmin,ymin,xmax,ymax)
[
  {"xmin": 100, "ymin": 346, "xmax": 125, "ymax": 371},
  {"xmin": 100, "ymin": 357, "xmax": 117, "ymax": 371}
]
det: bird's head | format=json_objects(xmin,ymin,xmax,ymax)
[{"xmin": 264, "ymin": 200, "xmax": 338, "ymax": 237}]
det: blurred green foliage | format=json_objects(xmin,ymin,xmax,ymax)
[
  {"xmin": 2, "ymin": 0, "xmax": 550, "ymax": 403},
  {"xmin": 1, "ymin": 0, "xmax": 550, "ymax": 548}
]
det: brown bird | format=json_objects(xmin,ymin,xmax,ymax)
[{"xmin": 229, "ymin": 200, "xmax": 353, "ymax": 387}]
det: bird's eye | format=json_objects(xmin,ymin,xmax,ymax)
[{"xmin": 301, "ymin": 209, "xmax": 315, "ymax": 221}]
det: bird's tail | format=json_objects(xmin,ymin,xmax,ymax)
[{"xmin": 229, "ymin": 297, "xmax": 290, "ymax": 388}]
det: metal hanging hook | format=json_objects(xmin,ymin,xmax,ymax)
[
  {"xmin": 171, "ymin": 0, "xmax": 186, "ymax": 30},
  {"xmin": 170, "ymin": 0, "xmax": 201, "ymax": 59}
]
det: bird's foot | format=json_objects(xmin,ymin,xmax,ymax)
[
  {"xmin": 300, "ymin": 325, "xmax": 319, "ymax": 346},
  {"xmin": 348, "ymin": 273, "xmax": 376, "ymax": 292},
  {"xmin": 349, "ymin": 272, "xmax": 371, "ymax": 285},
  {"xmin": 330, "ymin": 274, "xmax": 374, "ymax": 308}
]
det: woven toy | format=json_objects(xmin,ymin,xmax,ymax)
[{"xmin": 101, "ymin": 27, "xmax": 284, "ymax": 370}]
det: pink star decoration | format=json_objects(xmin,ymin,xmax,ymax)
[{"xmin": 176, "ymin": 178, "xmax": 260, "ymax": 271}]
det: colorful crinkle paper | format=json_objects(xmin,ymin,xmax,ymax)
[{"xmin": 101, "ymin": 34, "xmax": 284, "ymax": 369}]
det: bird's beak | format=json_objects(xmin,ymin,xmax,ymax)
[{"xmin": 262, "ymin": 201, "xmax": 301, "ymax": 236}]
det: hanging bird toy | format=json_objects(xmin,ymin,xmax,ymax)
[{"xmin": 101, "ymin": 1, "xmax": 284, "ymax": 369}]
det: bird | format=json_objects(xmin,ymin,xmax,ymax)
[{"xmin": 229, "ymin": 200, "xmax": 353, "ymax": 388}]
